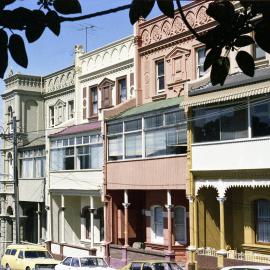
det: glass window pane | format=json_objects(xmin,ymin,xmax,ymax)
[
  {"xmin": 76, "ymin": 137, "xmax": 82, "ymax": 144},
  {"xmin": 220, "ymin": 105, "xmax": 248, "ymax": 140},
  {"xmin": 193, "ymin": 107, "xmax": 220, "ymax": 143},
  {"xmin": 108, "ymin": 135, "xmax": 123, "ymax": 161},
  {"xmin": 125, "ymin": 119, "xmax": 142, "ymax": 132},
  {"xmin": 83, "ymin": 136, "xmax": 89, "ymax": 144},
  {"xmin": 69, "ymin": 138, "xmax": 75, "ymax": 145},
  {"xmin": 145, "ymin": 115, "xmax": 163, "ymax": 129},
  {"xmin": 165, "ymin": 110, "xmax": 185, "ymax": 125},
  {"xmin": 255, "ymin": 43, "xmax": 266, "ymax": 60},
  {"xmin": 63, "ymin": 139, "xmax": 68, "ymax": 146},
  {"xmin": 125, "ymin": 133, "xmax": 142, "ymax": 159},
  {"xmin": 145, "ymin": 129, "xmax": 166, "ymax": 157},
  {"xmin": 91, "ymin": 145, "xmax": 103, "ymax": 169},
  {"xmin": 50, "ymin": 149, "xmax": 64, "ymax": 171},
  {"xmin": 251, "ymin": 101, "xmax": 270, "ymax": 138},
  {"xmin": 108, "ymin": 123, "xmax": 123, "ymax": 135}
]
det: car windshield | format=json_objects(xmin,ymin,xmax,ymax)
[
  {"xmin": 24, "ymin": 251, "xmax": 52, "ymax": 259},
  {"xmin": 153, "ymin": 263, "xmax": 183, "ymax": 270},
  {"xmin": 80, "ymin": 258, "xmax": 107, "ymax": 267}
]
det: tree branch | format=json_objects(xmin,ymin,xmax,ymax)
[
  {"xmin": 59, "ymin": 4, "xmax": 131, "ymax": 23},
  {"xmin": 176, "ymin": 0, "xmax": 201, "ymax": 40}
]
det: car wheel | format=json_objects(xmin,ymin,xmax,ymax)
[
  {"xmin": 26, "ymin": 267, "xmax": 30, "ymax": 270},
  {"xmin": 6, "ymin": 264, "xmax": 11, "ymax": 270}
]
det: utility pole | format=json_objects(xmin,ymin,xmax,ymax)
[{"xmin": 12, "ymin": 116, "xmax": 20, "ymax": 244}]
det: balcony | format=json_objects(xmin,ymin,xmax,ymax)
[
  {"xmin": 50, "ymin": 170, "xmax": 103, "ymax": 192},
  {"xmin": 192, "ymin": 137, "xmax": 270, "ymax": 171},
  {"xmin": 0, "ymin": 181, "xmax": 14, "ymax": 194}
]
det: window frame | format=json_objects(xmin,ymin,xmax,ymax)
[
  {"xmin": 50, "ymin": 133, "xmax": 103, "ymax": 172},
  {"xmin": 89, "ymin": 85, "xmax": 98, "ymax": 117},
  {"xmin": 196, "ymin": 47, "xmax": 206, "ymax": 78},
  {"xmin": 19, "ymin": 148, "xmax": 45, "ymax": 179},
  {"xmin": 68, "ymin": 100, "xmax": 74, "ymax": 120},
  {"xmin": 155, "ymin": 59, "xmax": 165, "ymax": 93},
  {"xmin": 256, "ymin": 199, "xmax": 270, "ymax": 244},
  {"xmin": 107, "ymin": 108, "xmax": 187, "ymax": 161},
  {"xmin": 174, "ymin": 205, "xmax": 187, "ymax": 244},
  {"xmin": 116, "ymin": 76, "xmax": 127, "ymax": 104}
]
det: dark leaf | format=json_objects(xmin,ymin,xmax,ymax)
[
  {"xmin": 207, "ymin": 0, "xmax": 235, "ymax": 25},
  {"xmin": 141, "ymin": 0, "xmax": 155, "ymax": 18},
  {"xmin": 210, "ymin": 57, "xmax": 230, "ymax": 86},
  {"xmin": 129, "ymin": 0, "xmax": 141, "ymax": 25},
  {"xmin": 0, "ymin": 45, "xmax": 8, "ymax": 78},
  {"xmin": 236, "ymin": 51, "xmax": 254, "ymax": 77},
  {"xmin": 0, "ymin": 8, "xmax": 31, "ymax": 30},
  {"xmin": 234, "ymin": 35, "xmax": 254, "ymax": 47},
  {"xmin": 0, "ymin": 29, "xmax": 8, "ymax": 78},
  {"xmin": 204, "ymin": 47, "xmax": 222, "ymax": 71},
  {"xmin": 8, "ymin": 34, "xmax": 28, "ymax": 68},
  {"xmin": 46, "ymin": 11, "xmax": 61, "ymax": 36},
  {"xmin": 53, "ymin": 0, "xmax": 81, "ymax": 15},
  {"xmin": 0, "ymin": 0, "xmax": 15, "ymax": 9},
  {"xmin": 157, "ymin": 0, "xmax": 174, "ymax": 18},
  {"xmin": 129, "ymin": 0, "xmax": 155, "ymax": 25},
  {"xmin": 255, "ymin": 21, "xmax": 270, "ymax": 54},
  {"xmin": 25, "ymin": 10, "xmax": 46, "ymax": 43}
]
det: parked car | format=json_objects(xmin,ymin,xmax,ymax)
[
  {"xmin": 221, "ymin": 266, "xmax": 270, "ymax": 270},
  {"xmin": 55, "ymin": 256, "xmax": 115, "ymax": 270},
  {"xmin": 1, "ymin": 244, "xmax": 60, "ymax": 270},
  {"xmin": 120, "ymin": 261, "xmax": 184, "ymax": 270}
]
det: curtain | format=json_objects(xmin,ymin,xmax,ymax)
[
  {"xmin": 125, "ymin": 133, "xmax": 142, "ymax": 158},
  {"xmin": 145, "ymin": 130, "xmax": 166, "ymax": 157},
  {"xmin": 257, "ymin": 200, "xmax": 270, "ymax": 243}
]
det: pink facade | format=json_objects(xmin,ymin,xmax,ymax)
[{"xmin": 105, "ymin": 0, "xmax": 214, "ymax": 263}]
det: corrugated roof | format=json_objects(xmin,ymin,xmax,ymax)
[
  {"xmin": 189, "ymin": 66, "xmax": 270, "ymax": 96},
  {"xmin": 183, "ymin": 79, "xmax": 270, "ymax": 107},
  {"xmin": 49, "ymin": 122, "xmax": 101, "ymax": 138},
  {"xmin": 110, "ymin": 96, "xmax": 183, "ymax": 120}
]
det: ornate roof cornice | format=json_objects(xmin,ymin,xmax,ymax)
[{"xmin": 79, "ymin": 59, "xmax": 134, "ymax": 83}]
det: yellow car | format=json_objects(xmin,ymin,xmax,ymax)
[
  {"xmin": 120, "ymin": 261, "xmax": 184, "ymax": 270},
  {"xmin": 1, "ymin": 244, "xmax": 60, "ymax": 270}
]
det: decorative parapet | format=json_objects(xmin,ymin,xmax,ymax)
[
  {"xmin": 4, "ymin": 74, "xmax": 43, "ymax": 93},
  {"xmin": 79, "ymin": 36, "xmax": 134, "ymax": 77},
  {"xmin": 138, "ymin": 1, "xmax": 213, "ymax": 49},
  {"xmin": 44, "ymin": 66, "xmax": 75, "ymax": 93}
]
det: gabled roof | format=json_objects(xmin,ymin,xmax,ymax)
[{"xmin": 49, "ymin": 122, "xmax": 101, "ymax": 138}]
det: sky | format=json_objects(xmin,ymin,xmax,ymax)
[{"xmin": 0, "ymin": 0, "xmax": 165, "ymax": 126}]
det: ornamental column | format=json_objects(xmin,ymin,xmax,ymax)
[
  {"xmin": 122, "ymin": 190, "xmax": 130, "ymax": 263},
  {"xmin": 60, "ymin": 195, "xmax": 65, "ymax": 243},
  {"xmin": 187, "ymin": 195, "xmax": 196, "ymax": 270},
  {"xmin": 217, "ymin": 196, "xmax": 227, "ymax": 268},
  {"xmin": 36, "ymin": 202, "xmax": 41, "ymax": 243},
  {"xmin": 165, "ymin": 190, "xmax": 175, "ymax": 260},
  {"xmin": 90, "ymin": 196, "xmax": 95, "ymax": 249}
]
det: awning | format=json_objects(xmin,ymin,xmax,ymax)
[
  {"xmin": 183, "ymin": 79, "xmax": 270, "ymax": 107},
  {"xmin": 49, "ymin": 122, "xmax": 101, "ymax": 138}
]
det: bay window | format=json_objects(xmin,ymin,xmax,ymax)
[
  {"xmin": 50, "ymin": 134, "xmax": 103, "ymax": 171},
  {"xmin": 107, "ymin": 109, "xmax": 186, "ymax": 161},
  {"xmin": 193, "ymin": 97, "xmax": 270, "ymax": 143},
  {"xmin": 19, "ymin": 149, "xmax": 45, "ymax": 178}
]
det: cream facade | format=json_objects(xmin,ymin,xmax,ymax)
[{"xmin": 0, "ymin": 74, "xmax": 46, "ymax": 255}]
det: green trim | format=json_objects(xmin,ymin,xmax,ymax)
[{"xmin": 110, "ymin": 96, "xmax": 183, "ymax": 120}]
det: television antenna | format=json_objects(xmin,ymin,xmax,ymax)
[{"xmin": 77, "ymin": 24, "xmax": 97, "ymax": 52}]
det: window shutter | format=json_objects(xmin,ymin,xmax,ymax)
[
  {"xmin": 83, "ymin": 87, "xmax": 87, "ymax": 119},
  {"xmin": 102, "ymin": 85, "xmax": 112, "ymax": 108},
  {"xmin": 88, "ymin": 86, "xmax": 92, "ymax": 117}
]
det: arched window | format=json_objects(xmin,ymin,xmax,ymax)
[
  {"xmin": 174, "ymin": 206, "xmax": 186, "ymax": 244},
  {"xmin": 7, "ymin": 152, "xmax": 13, "ymax": 181},
  {"xmin": 256, "ymin": 200, "xmax": 270, "ymax": 243},
  {"xmin": 6, "ymin": 206, "xmax": 14, "ymax": 242},
  {"xmin": 151, "ymin": 206, "xmax": 164, "ymax": 243},
  {"xmin": 8, "ymin": 106, "xmax": 13, "ymax": 133},
  {"xmin": 82, "ymin": 207, "xmax": 91, "ymax": 239}
]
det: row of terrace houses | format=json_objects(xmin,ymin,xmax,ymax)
[{"xmin": 1, "ymin": 1, "xmax": 270, "ymax": 269}]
